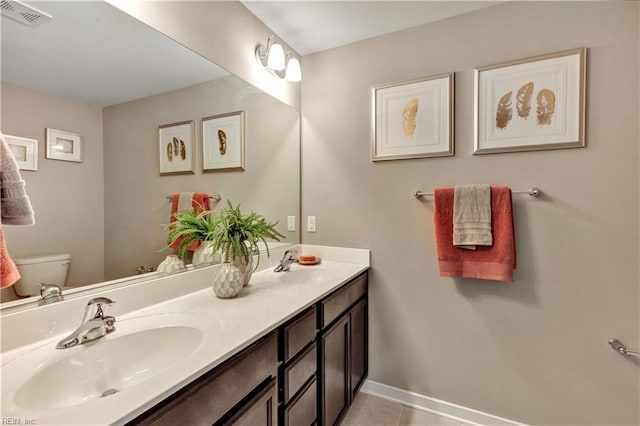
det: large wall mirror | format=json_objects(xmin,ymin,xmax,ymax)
[{"xmin": 0, "ymin": 1, "xmax": 300, "ymax": 307}]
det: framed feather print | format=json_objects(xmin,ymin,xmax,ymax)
[
  {"xmin": 372, "ymin": 73, "xmax": 454, "ymax": 161},
  {"xmin": 474, "ymin": 48, "xmax": 586, "ymax": 154},
  {"xmin": 158, "ymin": 120, "xmax": 195, "ymax": 175},
  {"xmin": 202, "ymin": 111, "xmax": 245, "ymax": 172}
]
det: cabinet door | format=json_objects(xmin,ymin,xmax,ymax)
[
  {"xmin": 227, "ymin": 377, "xmax": 277, "ymax": 426},
  {"xmin": 350, "ymin": 298, "xmax": 368, "ymax": 400},
  {"xmin": 320, "ymin": 314, "xmax": 350, "ymax": 426}
]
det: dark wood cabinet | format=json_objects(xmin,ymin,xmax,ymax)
[
  {"xmin": 227, "ymin": 377, "xmax": 278, "ymax": 426},
  {"xmin": 320, "ymin": 314, "xmax": 350, "ymax": 426},
  {"xmin": 128, "ymin": 270, "xmax": 368, "ymax": 426},
  {"xmin": 319, "ymin": 272, "xmax": 368, "ymax": 426}
]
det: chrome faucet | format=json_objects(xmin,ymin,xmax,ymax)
[
  {"xmin": 39, "ymin": 283, "xmax": 64, "ymax": 305},
  {"xmin": 56, "ymin": 297, "xmax": 116, "ymax": 349},
  {"xmin": 274, "ymin": 249, "xmax": 298, "ymax": 272}
]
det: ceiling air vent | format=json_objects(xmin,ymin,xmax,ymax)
[{"xmin": 1, "ymin": 0, "xmax": 52, "ymax": 27}]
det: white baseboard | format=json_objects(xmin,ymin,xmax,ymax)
[{"xmin": 361, "ymin": 380, "xmax": 528, "ymax": 426}]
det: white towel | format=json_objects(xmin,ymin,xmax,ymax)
[
  {"xmin": 177, "ymin": 192, "xmax": 195, "ymax": 212},
  {"xmin": 453, "ymin": 184, "xmax": 492, "ymax": 250}
]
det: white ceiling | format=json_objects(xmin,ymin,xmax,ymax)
[{"xmin": 242, "ymin": 1, "xmax": 504, "ymax": 56}]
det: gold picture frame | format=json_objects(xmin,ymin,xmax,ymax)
[
  {"xmin": 474, "ymin": 48, "xmax": 586, "ymax": 154},
  {"xmin": 372, "ymin": 73, "xmax": 454, "ymax": 161},
  {"xmin": 158, "ymin": 120, "xmax": 195, "ymax": 176}
]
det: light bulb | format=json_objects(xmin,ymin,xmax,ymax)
[
  {"xmin": 267, "ymin": 43, "xmax": 285, "ymax": 71},
  {"xmin": 285, "ymin": 58, "xmax": 302, "ymax": 82}
]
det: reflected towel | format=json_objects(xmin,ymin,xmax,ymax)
[
  {"xmin": 434, "ymin": 187, "xmax": 516, "ymax": 282},
  {"xmin": 1, "ymin": 228, "xmax": 20, "ymax": 288},
  {"xmin": 453, "ymin": 184, "xmax": 492, "ymax": 250},
  {"xmin": 168, "ymin": 192, "xmax": 211, "ymax": 251},
  {"xmin": 1, "ymin": 134, "xmax": 35, "ymax": 225}
]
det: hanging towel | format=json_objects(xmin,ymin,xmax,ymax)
[
  {"xmin": 1, "ymin": 134, "xmax": 35, "ymax": 225},
  {"xmin": 434, "ymin": 187, "xmax": 516, "ymax": 282},
  {"xmin": 453, "ymin": 184, "xmax": 492, "ymax": 250},
  {"xmin": 0, "ymin": 228, "xmax": 20, "ymax": 288},
  {"xmin": 168, "ymin": 192, "xmax": 211, "ymax": 251}
]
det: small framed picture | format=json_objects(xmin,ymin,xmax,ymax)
[
  {"xmin": 45, "ymin": 128, "xmax": 82, "ymax": 162},
  {"xmin": 158, "ymin": 120, "xmax": 195, "ymax": 176},
  {"xmin": 474, "ymin": 48, "xmax": 586, "ymax": 154},
  {"xmin": 372, "ymin": 73, "xmax": 454, "ymax": 161},
  {"xmin": 5, "ymin": 135, "xmax": 38, "ymax": 171},
  {"xmin": 202, "ymin": 111, "xmax": 245, "ymax": 172}
]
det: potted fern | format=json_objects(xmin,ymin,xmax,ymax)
[
  {"xmin": 165, "ymin": 208, "xmax": 219, "ymax": 266},
  {"xmin": 210, "ymin": 201, "xmax": 285, "ymax": 285}
]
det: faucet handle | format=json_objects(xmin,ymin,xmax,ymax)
[
  {"xmin": 87, "ymin": 297, "xmax": 115, "ymax": 306},
  {"xmin": 85, "ymin": 297, "xmax": 116, "ymax": 321}
]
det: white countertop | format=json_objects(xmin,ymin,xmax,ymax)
[{"xmin": 0, "ymin": 245, "xmax": 369, "ymax": 426}]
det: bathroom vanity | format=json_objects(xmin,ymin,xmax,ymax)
[
  {"xmin": 0, "ymin": 245, "xmax": 369, "ymax": 426},
  {"xmin": 129, "ymin": 271, "xmax": 368, "ymax": 426}
]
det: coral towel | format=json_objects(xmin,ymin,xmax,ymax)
[
  {"xmin": 169, "ymin": 192, "xmax": 210, "ymax": 251},
  {"xmin": 0, "ymin": 228, "xmax": 20, "ymax": 288},
  {"xmin": 434, "ymin": 187, "xmax": 516, "ymax": 282}
]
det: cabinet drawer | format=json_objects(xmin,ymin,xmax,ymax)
[
  {"xmin": 320, "ymin": 272, "xmax": 367, "ymax": 329},
  {"xmin": 133, "ymin": 332, "xmax": 277, "ymax": 426},
  {"xmin": 284, "ymin": 378, "xmax": 317, "ymax": 426},
  {"xmin": 283, "ymin": 342, "xmax": 317, "ymax": 402},
  {"xmin": 282, "ymin": 306, "xmax": 317, "ymax": 362}
]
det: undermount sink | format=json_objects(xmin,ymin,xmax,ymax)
[
  {"xmin": 275, "ymin": 265, "xmax": 341, "ymax": 284},
  {"xmin": 2, "ymin": 313, "xmax": 213, "ymax": 412}
]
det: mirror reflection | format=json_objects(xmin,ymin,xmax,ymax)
[{"xmin": 1, "ymin": 1, "xmax": 300, "ymax": 306}]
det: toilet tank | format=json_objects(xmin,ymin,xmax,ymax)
[{"xmin": 12, "ymin": 254, "xmax": 71, "ymax": 297}]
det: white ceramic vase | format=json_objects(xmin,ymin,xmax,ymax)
[
  {"xmin": 212, "ymin": 262, "xmax": 243, "ymax": 299},
  {"xmin": 192, "ymin": 241, "xmax": 221, "ymax": 267},
  {"xmin": 157, "ymin": 255, "xmax": 185, "ymax": 274},
  {"xmin": 227, "ymin": 249, "xmax": 254, "ymax": 287}
]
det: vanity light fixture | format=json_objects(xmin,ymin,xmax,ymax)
[{"xmin": 255, "ymin": 35, "xmax": 302, "ymax": 83}]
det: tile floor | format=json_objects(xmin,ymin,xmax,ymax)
[{"xmin": 342, "ymin": 393, "xmax": 473, "ymax": 426}]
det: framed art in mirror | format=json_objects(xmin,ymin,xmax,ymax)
[
  {"xmin": 372, "ymin": 73, "xmax": 454, "ymax": 161},
  {"xmin": 158, "ymin": 120, "xmax": 195, "ymax": 175},
  {"xmin": 202, "ymin": 111, "xmax": 245, "ymax": 172},
  {"xmin": 45, "ymin": 128, "xmax": 82, "ymax": 163},
  {"xmin": 5, "ymin": 135, "xmax": 38, "ymax": 171},
  {"xmin": 474, "ymin": 48, "xmax": 586, "ymax": 154}
]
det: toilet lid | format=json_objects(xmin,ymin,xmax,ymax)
[{"xmin": 13, "ymin": 253, "xmax": 71, "ymax": 265}]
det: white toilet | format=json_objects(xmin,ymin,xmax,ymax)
[{"xmin": 12, "ymin": 254, "xmax": 71, "ymax": 297}]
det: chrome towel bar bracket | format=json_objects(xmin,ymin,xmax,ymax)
[
  {"xmin": 413, "ymin": 187, "xmax": 542, "ymax": 199},
  {"xmin": 609, "ymin": 338, "xmax": 640, "ymax": 356}
]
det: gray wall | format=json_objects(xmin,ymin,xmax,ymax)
[
  {"xmin": 103, "ymin": 76, "xmax": 299, "ymax": 280},
  {"xmin": 1, "ymin": 82, "xmax": 105, "ymax": 297},
  {"xmin": 301, "ymin": 2, "xmax": 639, "ymax": 425}
]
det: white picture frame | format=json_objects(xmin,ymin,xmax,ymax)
[
  {"xmin": 5, "ymin": 135, "xmax": 38, "ymax": 171},
  {"xmin": 45, "ymin": 128, "xmax": 82, "ymax": 162},
  {"xmin": 474, "ymin": 48, "xmax": 586, "ymax": 154},
  {"xmin": 372, "ymin": 73, "xmax": 454, "ymax": 161},
  {"xmin": 158, "ymin": 120, "xmax": 195, "ymax": 176}
]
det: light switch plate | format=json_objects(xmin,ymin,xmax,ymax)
[
  {"xmin": 307, "ymin": 216, "xmax": 316, "ymax": 232},
  {"xmin": 287, "ymin": 216, "xmax": 296, "ymax": 231}
]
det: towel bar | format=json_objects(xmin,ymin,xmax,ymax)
[
  {"xmin": 413, "ymin": 187, "xmax": 542, "ymax": 199},
  {"xmin": 165, "ymin": 194, "xmax": 222, "ymax": 201},
  {"xmin": 609, "ymin": 338, "xmax": 640, "ymax": 356}
]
